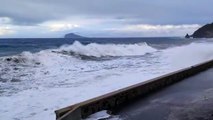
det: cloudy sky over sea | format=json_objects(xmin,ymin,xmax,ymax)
[{"xmin": 0, "ymin": 0, "xmax": 212, "ymax": 38}]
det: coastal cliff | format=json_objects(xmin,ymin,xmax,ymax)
[{"xmin": 186, "ymin": 23, "xmax": 213, "ymax": 38}]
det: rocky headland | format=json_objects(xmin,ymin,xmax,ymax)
[{"xmin": 185, "ymin": 22, "xmax": 213, "ymax": 38}]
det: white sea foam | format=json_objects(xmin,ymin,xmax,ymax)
[
  {"xmin": 0, "ymin": 40, "xmax": 213, "ymax": 120},
  {"xmin": 84, "ymin": 110, "xmax": 111, "ymax": 120},
  {"xmin": 162, "ymin": 42, "xmax": 213, "ymax": 69}
]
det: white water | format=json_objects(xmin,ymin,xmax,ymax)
[
  {"xmin": 59, "ymin": 41, "xmax": 157, "ymax": 57},
  {"xmin": 0, "ymin": 40, "xmax": 213, "ymax": 120}
]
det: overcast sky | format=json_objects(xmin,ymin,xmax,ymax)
[{"xmin": 0, "ymin": 0, "xmax": 212, "ymax": 38}]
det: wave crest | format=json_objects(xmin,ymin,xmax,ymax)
[{"xmin": 56, "ymin": 41, "xmax": 157, "ymax": 58}]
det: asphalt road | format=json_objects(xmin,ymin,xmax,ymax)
[{"xmin": 115, "ymin": 68, "xmax": 213, "ymax": 120}]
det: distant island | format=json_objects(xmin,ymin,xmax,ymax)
[
  {"xmin": 185, "ymin": 22, "xmax": 213, "ymax": 38},
  {"xmin": 64, "ymin": 33, "xmax": 85, "ymax": 38}
]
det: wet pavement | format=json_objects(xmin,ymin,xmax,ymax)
[{"xmin": 116, "ymin": 68, "xmax": 213, "ymax": 120}]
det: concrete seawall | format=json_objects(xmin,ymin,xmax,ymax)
[{"xmin": 55, "ymin": 59, "xmax": 213, "ymax": 120}]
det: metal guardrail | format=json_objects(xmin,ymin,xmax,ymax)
[{"xmin": 55, "ymin": 59, "xmax": 213, "ymax": 120}]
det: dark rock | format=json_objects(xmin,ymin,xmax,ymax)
[
  {"xmin": 185, "ymin": 33, "xmax": 191, "ymax": 38},
  {"xmin": 5, "ymin": 58, "xmax": 12, "ymax": 61},
  {"xmin": 7, "ymin": 58, "xmax": 23, "ymax": 63},
  {"xmin": 191, "ymin": 23, "xmax": 213, "ymax": 38},
  {"xmin": 64, "ymin": 33, "xmax": 84, "ymax": 38}
]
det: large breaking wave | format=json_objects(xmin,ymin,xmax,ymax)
[
  {"xmin": 1, "ymin": 41, "xmax": 157, "ymax": 65},
  {"xmin": 56, "ymin": 41, "xmax": 157, "ymax": 57}
]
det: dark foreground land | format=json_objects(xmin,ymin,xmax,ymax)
[{"xmin": 115, "ymin": 68, "xmax": 213, "ymax": 120}]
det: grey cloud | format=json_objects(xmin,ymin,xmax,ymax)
[{"xmin": 0, "ymin": 0, "xmax": 212, "ymax": 25}]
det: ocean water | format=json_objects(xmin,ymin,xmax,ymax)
[{"xmin": 0, "ymin": 37, "xmax": 213, "ymax": 120}]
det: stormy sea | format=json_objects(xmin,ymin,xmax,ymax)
[{"xmin": 0, "ymin": 37, "xmax": 213, "ymax": 120}]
